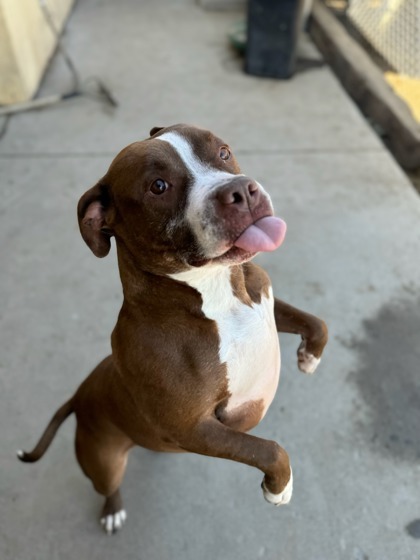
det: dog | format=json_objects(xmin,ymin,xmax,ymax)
[{"xmin": 18, "ymin": 124, "xmax": 328, "ymax": 534}]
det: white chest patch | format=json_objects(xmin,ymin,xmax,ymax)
[{"xmin": 171, "ymin": 266, "xmax": 281, "ymax": 417}]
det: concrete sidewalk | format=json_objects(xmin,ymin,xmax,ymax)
[{"xmin": 1, "ymin": 1, "xmax": 420, "ymax": 559}]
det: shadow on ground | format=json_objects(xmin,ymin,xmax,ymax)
[{"xmin": 350, "ymin": 295, "xmax": 420, "ymax": 462}]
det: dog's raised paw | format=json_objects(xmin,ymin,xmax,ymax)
[
  {"xmin": 100, "ymin": 509, "xmax": 127, "ymax": 534},
  {"xmin": 262, "ymin": 469, "xmax": 293, "ymax": 506},
  {"xmin": 297, "ymin": 340, "xmax": 321, "ymax": 374}
]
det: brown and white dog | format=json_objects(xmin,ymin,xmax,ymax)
[{"xmin": 18, "ymin": 124, "xmax": 328, "ymax": 534}]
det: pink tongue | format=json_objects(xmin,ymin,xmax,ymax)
[{"xmin": 234, "ymin": 217, "xmax": 287, "ymax": 253}]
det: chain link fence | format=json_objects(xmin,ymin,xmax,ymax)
[{"xmin": 347, "ymin": 0, "xmax": 420, "ymax": 78}]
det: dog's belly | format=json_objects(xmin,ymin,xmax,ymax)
[{"xmin": 216, "ymin": 288, "xmax": 280, "ymax": 427}]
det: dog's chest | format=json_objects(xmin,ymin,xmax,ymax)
[
  {"xmin": 210, "ymin": 284, "xmax": 280, "ymax": 415},
  {"xmin": 172, "ymin": 266, "xmax": 280, "ymax": 415}
]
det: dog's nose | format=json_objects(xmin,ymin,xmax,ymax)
[{"xmin": 216, "ymin": 178, "xmax": 261, "ymax": 210}]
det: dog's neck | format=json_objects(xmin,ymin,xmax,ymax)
[{"xmin": 115, "ymin": 241, "xmax": 246, "ymax": 314}]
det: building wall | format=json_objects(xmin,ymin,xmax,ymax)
[{"xmin": 0, "ymin": 0, "xmax": 74, "ymax": 104}]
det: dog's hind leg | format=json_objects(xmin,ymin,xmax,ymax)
[
  {"xmin": 75, "ymin": 424, "xmax": 132, "ymax": 534},
  {"xmin": 101, "ymin": 489, "xmax": 126, "ymax": 534}
]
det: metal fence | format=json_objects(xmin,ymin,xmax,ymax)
[{"xmin": 347, "ymin": 0, "xmax": 420, "ymax": 78}]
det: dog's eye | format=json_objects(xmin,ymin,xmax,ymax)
[
  {"xmin": 219, "ymin": 147, "xmax": 231, "ymax": 161},
  {"xmin": 150, "ymin": 179, "xmax": 169, "ymax": 195}
]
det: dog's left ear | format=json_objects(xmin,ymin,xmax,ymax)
[
  {"xmin": 149, "ymin": 126, "xmax": 165, "ymax": 137},
  {"xmin": 77, "ymin": 182, "xmax": 113, "ymax": 258}
]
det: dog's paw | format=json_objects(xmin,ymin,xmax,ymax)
[
  {"xmin": 100, "ymin": 509, "xmax": 127, "ymax": 535},
  {"xmin": 297, "ymin": 340, "xmax": 321, "ymax": 375},
  {"xmin": 262, "ymin": 469, "xmax": 293, "ymax": 506}
]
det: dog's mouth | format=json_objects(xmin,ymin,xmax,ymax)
[
  {"xmin": 221, "ymin": 216, "xmax": 287, "ymax": 263},
  {"xmin": 233, "ymin": 216, "xmax": 287, "ymax": 253},
  {"xmin": 190, "ymin": 216, "xmax": 287, "ymax": 267}
]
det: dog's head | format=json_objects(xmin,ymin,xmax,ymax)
[{"xmin": 78, "ymin": 124, "xmax": 286, "ymax": 274}]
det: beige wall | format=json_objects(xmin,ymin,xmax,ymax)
[{"xmin": 0, "ymin": 0, "xmax": 74, "ymax": 104}]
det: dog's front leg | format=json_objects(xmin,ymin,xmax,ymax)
[
  {"xmin": 274, "ymin": 298, "xmax": 328, "ymax": 374},
  {"xmin": 181, "ymin": 419, "xmax": 293, "ymax": 506}
]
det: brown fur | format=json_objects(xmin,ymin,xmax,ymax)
[{"xmin": 19, "ymin": 125, "xmax": 328, "ymax": 531}]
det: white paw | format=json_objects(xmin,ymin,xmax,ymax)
[
  {"xmin": 298, "ymin": 341, "xmax": 321, "ymax": 374},
  {"xmin": 262, "ymin": 469, "xmax": 293, "ymax": 506},
  {"xmin": 100, "ymin": 509, "xmax": 127, "ymax": 534}
]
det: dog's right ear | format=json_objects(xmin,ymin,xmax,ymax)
[{"xmin": 77, "ymin": 182, "xmax": 112, "ymax": 257}]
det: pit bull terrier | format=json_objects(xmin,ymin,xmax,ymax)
[{"xmin": 18, "ymin": 124, "xmax": 328, "ymax": 534}]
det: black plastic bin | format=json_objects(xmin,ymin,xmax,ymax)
[{"xmin": 245, "ymin": 0, "xmax": 305, "ymax": 79}]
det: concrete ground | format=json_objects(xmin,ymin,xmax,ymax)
[{"xmin": 1, "ymin": 1, "xmax": 420, "ymax": 559}]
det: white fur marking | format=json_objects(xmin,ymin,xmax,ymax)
[
  {"xmin": 16, "ymin": 450, "xmax": 24, "ymax": 458},
  {"xmin": 171, "ymin": 265, "xmax": 280, "ymax": 416},
  {"xmin": 100, "ymin": 509, "xmax": 127, "ymax": 534},
  {"xmin": 262, "ymin": 468, "xmax": 293, "ymax": 506},
  {"xmin": 156, "ymin": 131, "xmax": 272, "ymax": 257},
  {"xmin": 156, "ymin": 131, "xmax": 232, "ymax": 184},
  {"xmin": 297, "ymin": 340, "xmax": 321, "ymax": 374},
  {"xmin": 156, "ymin": 132, "xmax": 205, "ymax": 176}
]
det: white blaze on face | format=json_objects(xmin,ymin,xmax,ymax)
[{"xmin": 155, "ymin": 131, "xmax": 269, "ymax": 258}]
